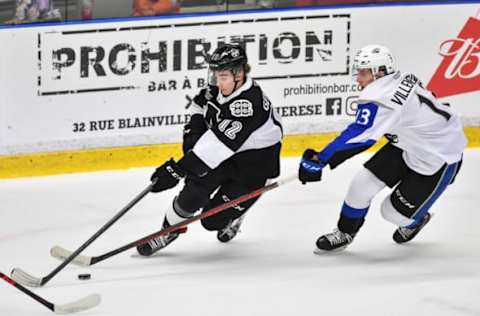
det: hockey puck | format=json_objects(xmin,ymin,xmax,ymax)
[{"xmin": 78, "ymin": 273, "xmax": 91, "ymax": 280}]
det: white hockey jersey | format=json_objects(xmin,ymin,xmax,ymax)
[{"xmin": 318, "ymin": 71, "xmax": 467, "ymax": 175}]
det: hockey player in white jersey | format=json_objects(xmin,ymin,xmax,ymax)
[
  {"xmin": 299, "ymin": 45, "xmax": 466, "ymax": 252},
  {"xmin": 136, "ymin": 44, "xmax": 283, "ymax": 256}
]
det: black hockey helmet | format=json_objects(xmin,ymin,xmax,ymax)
[{"xmin": 208, "ymin": 44, "xmax": 248, "ymax": 72}]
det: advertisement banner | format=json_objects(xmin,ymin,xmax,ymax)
[
  {"xmin": 0, "ymin": 3, "xmax": 479, "ymax": 155},
  {"xmin": 427, "ymin": 16, "xmax": 480, "ymax": 98}
]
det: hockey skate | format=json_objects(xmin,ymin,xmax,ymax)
[
  {"xmin": 136, "ymin": 220, "xmax": 187, "ymax": 256},
  {"xmin": 217, "ymin": 214, "xmax": 246, "ymax": 243},
  {"xmin": 314, "ymin": 229, "xmax": 354, "ymax": 253},
  {"xmin": 393, "ymin": 212, "xmax": 432, "ymax": 244}
]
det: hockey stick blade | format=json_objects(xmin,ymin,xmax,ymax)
[
  {"xmin": 11, "ymin": 182, "xmax": 154, "ymax": 287},
  {"xmin": 10, "ymin": 268, "xmax": 44, "ymax": 287},
  {"xmin": 54, "ymin": 294, "xmax": 101, "ymax": 314},
  {"xmin": 1, "ymin": 271, "xmax": 100, "ymax": 314},
  {"xmin": 51, "ymin": 227, "xmax": 189, "ymax": 267},
  {"xmin": 50, "ymin": 246, "xmax": 92, "ymax": 267}
]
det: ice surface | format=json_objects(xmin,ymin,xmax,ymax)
[{"xmin": 1, "ymin": 150, "xmax": 479, "ymax": 316}]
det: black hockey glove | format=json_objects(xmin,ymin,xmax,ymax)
[
  {"xmin": 298, "ymin": 149, "xmax": 325, "ymax": 184},
  {"xmin": 150, "ymin": 159, "xmax": 186, "ymax": 193},
  {"xmin": 182, "ymin": 115, "xmax": 207, "ymax": 154}
]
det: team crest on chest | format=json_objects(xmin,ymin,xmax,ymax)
[{"xmin": 230, "ymin": 100, "xmax": 254, "ymax": 117}]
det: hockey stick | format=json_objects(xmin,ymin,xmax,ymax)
[
  {"xmin": 0, "ymin": 272, "xmax": 100, "ymax": 314},
  {"xmin": 11, "ymin": 182, "xmax": 155, "ymax": 287},
  {"xmin": 50, "ymin": 175, "xmax": 297, "ymax": 267}
]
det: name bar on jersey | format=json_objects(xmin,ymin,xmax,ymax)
[{"xmin": 391, "ymin": 74, "xmax": 419, "ymax": 106}]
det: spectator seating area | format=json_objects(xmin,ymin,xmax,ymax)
[{"xmin": 0, "ymin": 0, "xmax": 438, "ymax": 25}]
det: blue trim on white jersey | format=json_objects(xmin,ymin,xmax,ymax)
[
  {"xmin": 318, "ymin": 103, "xmax": 378, "ymax": 163},
  {"xmin": 355, "ymin": 103, "xmax": 378, "ymax": 128},
  {"xmin": 406, "ymin": 162, "xmax": 459, "ymax": 228},
  {"xmin": 341, "ymin": 202, "xmax": 369, "ymax": 219}
]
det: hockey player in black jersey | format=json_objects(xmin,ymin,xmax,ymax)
[{"xmin": 137, "ymin": 44, "xmax": 283, "ymax": 256}]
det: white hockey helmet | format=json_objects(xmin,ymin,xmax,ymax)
[{"xmin": 352, "ymin": 44, "xmax": 396, "ymax": 78}]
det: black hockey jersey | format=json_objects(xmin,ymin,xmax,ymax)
[{"xmin": 189, "ymin": 77, "xmax": 283, "ymax": 173}]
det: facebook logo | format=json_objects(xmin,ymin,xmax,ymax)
[{"xmin": 326, "ymin": 98, "xmax": 342, "ymax": 115}]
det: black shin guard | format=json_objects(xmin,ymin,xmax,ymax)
[{"xmin": 337, "ymin": 214, "xmax": 365, "ymax": 236}]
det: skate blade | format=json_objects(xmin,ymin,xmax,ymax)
[{"xmin": 313, "ymin": 245, "xmax": 348, "ymax": 255}]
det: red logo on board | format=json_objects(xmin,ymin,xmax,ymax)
[{"xmin": 427, "ymin": 16, "xmax": 480, "ymax": 98}]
